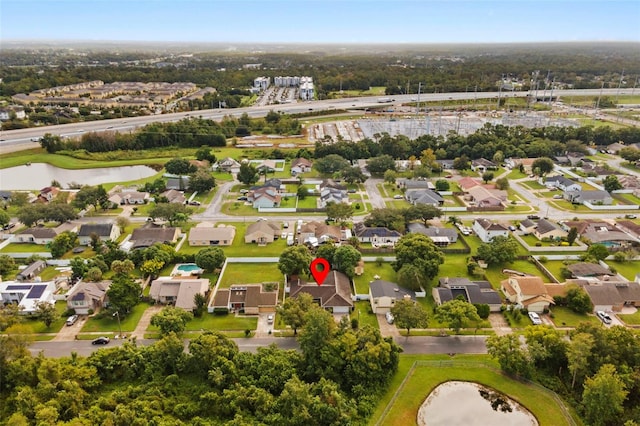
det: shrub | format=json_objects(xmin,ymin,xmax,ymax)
[
  {"xmin": 351, "ymin": 318, "xmax": 359, "ymax": 329},
  {"xmin": 539, "ymin": 256, "xmax": 548, "ymax": 263},
  {"xmin": 244, "ymin": 329, "xmax": 251, "ymax": 337},
  {"xmin": 213, "ymin": 307, "xmax": 229, "ymax": 315},
  {"xmin": 535, "ymin": 242, "xmax": 542, "ymax": 247}
]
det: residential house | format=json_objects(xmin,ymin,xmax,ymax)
[
  {"xmin": 407, "ymin": 223, "xmax": 458, "ymax": 246},
  {"xmin": 291, "ymin": 158, "xmax": 313, "ymax": 175},
  {"xmin": 606, "ymin": 142, "xmax": 627, "ymax": 154},
  {"xmin": 166, "ymin": 176, "xmax": 190, "ymax": 191},
  {"xmin": 500, "ymin": 276, "xmax": 554, "ymax": 313},
  {"xmin": 505, "ymin": 158, "xmax": 536, "ymax": 173},
  {"xmin": 215, "ymin": 157, "xmax": 241, "ymax": 173},
  {"xmin": 160, "ymin": 189, "xmax": 186, "ymax": 204},
  {"xmin": 245, "ymin": 220, "xmax": 280, "ymax": 245},
  {"xmin": 320, "ymin": 187, "xmax": 349, "ymax": 208},
  {"xmin": 395, "ymin": 159, "xmax": 422, "ymax": 171},
  {"xmin": 533, "ymin": 219, "xmax": 567, "ymax": 241},
  {"xmin": 0, "ymin": 281, "xmax": 56, "ymax": 314},
  {"xmin": 564, "ymin": 190, "xmax": 613, "ymax": 205},
  {"xmin": 189, "ymin": 223, "xmax": 236, "ymax": 246},
  {"xmin": 580, "ymin": 222, "xmax": 640, "ymax": 249},
  {"xmin": 129, "ymin": 225, "xmax": 180, "ymax": 249},
  {"xmin": 581, "ymin": 163, "xmax": 615, "ymax": 180},
  {"xmin": 15, "ymin": 222, "xmax": 79, "ymax": 245},
  {"xmin": 149, "ymin": 278, "xmax": 210, "ymax": 310},
  {"xmin": 248, "ymin": 186, "xmax": 282, "ymax": 208},
  {"xmin": 405, "ymin": 189, "xmax": 444, "ymax": 206},
  {"xmin": 616, "ymin": 220, "xmax": 640, "ymax": 240},
  {"xmin": 458, "ymin": 177, "xmax": 482, "ymax": 192},
  {"xmin": 519, "ymin": 219, "xmax": 537, "ymax": 235},
  {"xmin": 255, "ymin": 159, "xmax": 277, "ymax": 174},
  {"xmin": 434, "ymin": 277, "xmax": 502, "ymax": 312},
  {"xmin": 565, "ymin": 263, "xmax": 613, "ymax": 279},
  {"xmin": 299, "ymin": 221, "xmax": 342, "ymax": 246},
  {"xmin": 16, "ymin": 260, "xmax": 47, "ymax": 282},
  {"xmin": 436, "ymin": 159, "xmax": 454, "ymax": 170},
  {"xmin": 353, "ymin": 223, "xmax": 402, "ymax": 247},
  {"xmin": 288, "ymin": 270, "xmax": 353, "ymax": 314},
  {"xmin": 397, "ymin": 178, "xmax": 434, "ymax": 190},
  {"xmin": 466, "ymin": 186, "xmax": 505, "ymax": 208},
  {"xmin": 66, "ymin": 280, "xmax": 112, "ymax": 315},
  {"xmin": 0, "ymin": 191, "xmax": 12, "ymax": 202},
  {"xmin": 108, "ymin": 191, "xmax": 150, "ymax": 205},
  {"xmin": 470, "ymin": 158, "xmax": 497, "ymax": 173},
  {"xmin": 78, "ymin": 223, "xmax": 120, "ymax": 246},
  {"xmin": 212, "ymin": 283, "xmax": 278, "ymax": 314},
  {"xmin": 472, "ymin": 218, "xmax": 509, "ymax": 242},
  {"xmin": 544, "ymin": 175, "xmax": 581, "ymax": 192},
  {"xmin": 576, "ymin": 280, "xmax": 640, "ymax": 312},
  {"xmin": 369, "ymin": 280, "xmax": 416, "ymax": 314},
  {"xmin": 39, "ymin": 186, "xmax": 60, "ymax": 202}
]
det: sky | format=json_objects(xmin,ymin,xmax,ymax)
[{"xmin": 1, "ymin": 0, "xmax": 639, "ymax": 44}]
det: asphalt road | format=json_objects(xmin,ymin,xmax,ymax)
[
  {"xmin": 1, "ymin": 88, "xmax": 635, "ymax": 149},
  {"xmin": 29, "ymin": 335, "xmax": 487, "ymax": 358}
]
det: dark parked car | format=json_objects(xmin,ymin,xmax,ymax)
[{"xmin": 92, "ymin": 336, "xmax": 110, "ymax": 345}]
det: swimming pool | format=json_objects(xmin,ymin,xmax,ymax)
[{"xmin": 176, "ymin": 264, "xmax": 201, "ymax": 272}]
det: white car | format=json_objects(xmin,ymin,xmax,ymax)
[
  {"xmin": 385, "ymin": 312, "xmax": 395, "ymax": 324},
  {"xmin": 528, "ymin": 312, "xmax": 542, "ymax": 325},
  {"xmin": 596, "ymin": 311, "xmax": 612, "ymax": 324}
]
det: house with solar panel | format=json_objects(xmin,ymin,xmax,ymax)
[{"xmin": 0, "ymin": 281, "xmax": 56, "ymax": 314}]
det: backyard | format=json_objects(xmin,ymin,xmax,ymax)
[{"xmin": 217, "ymin": 262, "xmax": 283, "ymax": 288}]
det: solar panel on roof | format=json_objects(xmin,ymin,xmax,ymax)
[
  {"xmin": 6, "ymin": 285, "xmax": 33, "ymax": 291},
  {"xmin": 26, "ymin": 285, "xmax": 46, "ymax": 299}
]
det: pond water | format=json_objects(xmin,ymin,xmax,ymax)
[
  {"xmin": 417, "ymin": 381, "xmax": 538, "ymax": 426},
  {"xmin": 0, "ymin": 163, "xmax": 158, "ymax": 190}
]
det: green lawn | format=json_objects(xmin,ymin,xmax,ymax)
[
  {"xmin": 21, "ymin": 301, "xmax": 69, "ymax": 334},
  {"xmin": 550, "ymin": 306, "xmax": 600, "ymax": 328},
  {"xmin": 371, "ymin": 355, "xmax": 577, "ymax": 426},
  {"xmin": 608, "ymin": 260, "xmax": 640, "ymax": 281},
  {"xmin": 354, "ymin": 300, "xmax": 379, "ymax": 330},
  {"xmin": 484, "ymin": 260, "xmax": 546, "ymax": 288},
  {"xmin": 521, "ymin": 234, "xmax": 557, "ymax": 247},
  {"xmin": 618, "ymin": 310, "xmax": 640, "ymax": 325},
  {"xmin": 0, "ymin": 243, "xmax": 50, "ymax": 253},
  {"xmin": 520, "ymin": 180, "xmax": 546, "ymax": 190},
  {"xmin": 506, "ymin": 169, "xmax": 528, "ymax": 180},
  {"xmin": 184, "ymin": 313, "xmax": 258, "ymax": 331},
  {"xmin": 352, "ymin": 262, "xmax": 397, "ymax": 294},
  {"xmin": 217, "ymin": 263, "xmax": 283, "ymax": 288},
  {"xmin": 538, "ymin": 260, "xmax": 568, "ymax": 282},
  {"xmin": 80, "ymin": 303, "xmax": 150, "ymax": 332}
]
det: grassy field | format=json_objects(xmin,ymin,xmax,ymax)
[
  {"xmin": 550, "ymin": 306, "xmax": 600, "ymax": 328},
  {"xmin": 0, "ymin": 243, "xmax": 51, "ymax": 253},
  {"xmin": 180, "ymin": 313, "xmax": 258, "ymax": 331},
  {"xmin": 352, "ymin": 262, "xmax": 397, "ymax": 294},
  {"xmin": 80, "ymin": 303, "xmax": 150, "ymax": 332},
  {"xmin": 371, "ymin": 355, "xmax": 578, "ymax": 426},
  {"xmin": 538, "ymin": 260, "xmax": 567, "ymax": 281},
  {"xmin": 608, "ymin": 260, "xmax": 640, "ymax": 281},
  {"xmin": 618, "ymin": 310, "xmax": 640, "ymax": 325},
  {"xmin": 217, "ymin": 263, "xmax": 283, "ymax": 288},
  {"xmin": 328, "ymin": 86, "xmax": 386, "ymax": 97},
  {"xmin": 354, "ymin": 300, "xmax": 380, "ymax": 330},
  {"xmin": 483, "ymin": 260, "xmax": 546, "ymax": 288},
  {"xmin": 20, "ymin": 301, "xmax": 68, "ymax": 334}
]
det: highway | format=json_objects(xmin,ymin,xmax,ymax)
[{"xmin": 1, "ymin": 88, "xmax": 636, "ymax": 150}]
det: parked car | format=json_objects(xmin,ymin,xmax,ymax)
[
  {"xmin": 625, "ymin": 214, "xmax": 637, "ymax": 219},
  {"xmin": 92, "ymin": 336, "xmax": 110, "ymax": 345},
  {"xmin": 237, "ymin": 196, "xmax": 248, "ymax": 201},
  {"xmin": 267, "ymin": 314, "xmax": 274, "ymax": 324},
  {"xmin": 508, "ymin": 225, "xmax": 516, "ymax": 231},
  {"xmin": 385, "ymin": 312, "xmax": 394, "ymax": 324},
  {"xmin": 240, "ymin": 189, "xmax": 249, "ymax": 194},
  {"xmin": 188, "ymin": 200, "xmax": 201, "ymax": 206},
  {"xmin": 527, "ymin": 215, "xmax": 541, "ymax": 220},
  {"xmin": 528, "ymin": 312, "xmax": 542, "ymax": 325},
  {"xmin": 596, "ymin": 311, "xmax": 612, "ymax": 324},
  {"xmin": 393, "ymin": 194, "xmax": 404, "ymax": 199},
  {"xmin": 66, "ymin": 315, "xmax": 79, "ymax": 326},
  {"xmin": 552, "ymin": 194, "xmax": 563, "ymax": 199}
]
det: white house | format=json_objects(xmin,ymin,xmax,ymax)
[
  {"xmin": 369, "ymin": 280, "xmax": 416, "ymax": 314},
  {"xmin": 0, "ymin": 281, "xmax": 56, "ymax": 314},
  {"xmin": 472, "ymin": 219, "xmax": 509, "ymax": 243},
  {"xmin": 77, "ymin": 223, "xmax": 120, "ymax": 246}
]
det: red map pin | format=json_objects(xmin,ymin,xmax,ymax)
[{"xmin": 310, "ymin": 258, "xmax": 330, "ymax": 286}]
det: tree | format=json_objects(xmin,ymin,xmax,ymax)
[
  {"xmin": 486, "ymin": 334, "xmax": 531, "ymax": 377},
  {"xmin": 477, "ymin": 235, "xmax": 519, "ymax": 265},
  {"xmin": 383, "ymin": 170, "xmax": 397, "ymax": 185},
  {"xmin": 195, "ymin": 247, "xmax": 226, "ymax": 272},
  {"xmin": 296, "ymin": 186, "xmax": 308, "ymax": 200},
  {"xmin": 278, "ymin": 293, "xmax": 314, "ymax": 335},
  {"xmin": 341, "ymin": 166, "xmax": 367, "ymax": 184},
  {"xmin": 151, "ymin": 307, "xmax": 193, "ymax": 335},
  {"xmin": 434, "ymin": 299, "xmax": 481, "ymax": 333},
  {"xmin": 567, "ymin": 332, "xmax": 594, "ymax": 388},
  {"xmin": 474, "ymin": 304, "xmax": 491, "ymax": 320},
  {"xmin": 73, "ymin": 185, "xmax": 108, "ymax": 211},
  {"xmin": 115, "ymin": 216, "xmax": 130, "ymax": 234},
  {"xmin": 39, "ymin": 133, "xmax": 64, "ymax": 153},
  {"xmin": 34, "ymin": 301, "xmax": 58, "ymax": 329},
  {"xmin": 602, "ymin": 175, "xmax": 622, "ymax": 193},
  {"xmin": 565, "ymin": 285, "xmax": 593, "ymax": 314},
  {"xmin": 140, "ymin": 258, "xmax": 165, "ymax": 278},
  {"xmin": 332, "ymin": 245, "xmax": 361, "ymax": 278},
  {"xmin": 531, "ymin": 157, "xmax": 554, "ymax": 177},
  {"xmin": 364, "ymin": 208, "xmax": 407, "ymax": 232},
  {"xmin": 393, "ymin": 234, "xmax": 444, "ymax": 282},
  {"xmin": 567, "ymin": 226, "xmax": 578, "ymax": 246},
  {"xmin": 326, "ymin": 201, "xmax": 354, "ymax": 222},
  {"xmin": 148, "ymin": 203, "xmax": 192, "ymax": 226},
  {"xmin": 396, "ymin": 263, "xmax": 429, "ymax": 291},
  {"xmin": 298, "ymin": 306, "xmax": 336, "ymax": 380},
  {"xmin": 0, "ymin": 303, "xmax": 23, "ymax": 331},
  {"xmin": 0, "ymin": 210, "xmax": 10, "ymax": 228},
  {"xmin": 314, "ymin": 154, "xmax": 350, "ymax": 174},
  {"xmin": 188, "ymin": 168, "xmax": 216, "ymax": 193},
  {"xmin": 582, "ymin": 364, "xmax": 628, "ymax": 426},
  {"xmin": 481, "ymin": 171, "xmax": 494, "ymax": 183},
  {"xmin": 278, "ymin": 245, "xmax": 313, "ymax": 277},
  {"xmin": 453, "ymin": 155, "xmax": 470, "ymax": 170},
  {"xmin": 195, "ymin": 146, "xmax": 217, "ymax": 163},
  {"xmin": 404, "ymin": 204, "xmax": 441, "ymax": 226},
  {"xmin": 366, "ymin": 155, "xmax": 396, "ymax": 175},
  {"xmin": 237, "ymin": 163, "xmax": 259, "ymax": 185},
  {"xmin": 49, "ymin": 231, "xmax": 78, "ymax": 258},
  {"xmin": 193, "ymin": 293, "xmax": 207, "ymax": 317},
  {"xmin": 390, "ymin": 299, "xmax": 428, "ymax": 335},
  {"xmin": 585, "ymin": 244, "xmax": 609, "ymax": 262},
  {"xmin": 524, "ymin": 325, "xmax": 568, "ymax": 374},
  {"xmin": 165, "ymin": 157, "xmax": 196, "ymax": 175},
  {"xmin": 495, "ymin": 177, "xmax": 509, "ymax": 190},
  {"xmin": 111, "ymin": 259, "xmax": 135, "ymax": 276},
  {"xmin": 619, "ymin": 147, "xmax": 640, "ymax": 162},
  {"xmin": 435, "ymin": 179, "xmax": 450, "ymax": 191},
  {"xmin": 86, "ymin": 266, "xmax": 103, "ymax": 282},
  {"xmin": 106, "ymin": 275, "xmax": 141, "ymax": 315},
  {"xmin": 0, "ymin": 254, "xmax": 16, "ymax": 277}
]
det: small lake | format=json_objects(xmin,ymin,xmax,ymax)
[
  {"xmin": 417, "ymin": 381, "xmax": 538, "ymax": 426},
  {"xmin": 0, "ymin": 163, "xmax": 158, "ymax": 190}
]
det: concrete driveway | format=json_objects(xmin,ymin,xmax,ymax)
[
  {"xmin": 255, "ymin": 312, "xmax": 276, "ymax": 337},
  {"xmin": 52, "ymin": 316, "xmax": 87, "ymax": 341}
]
